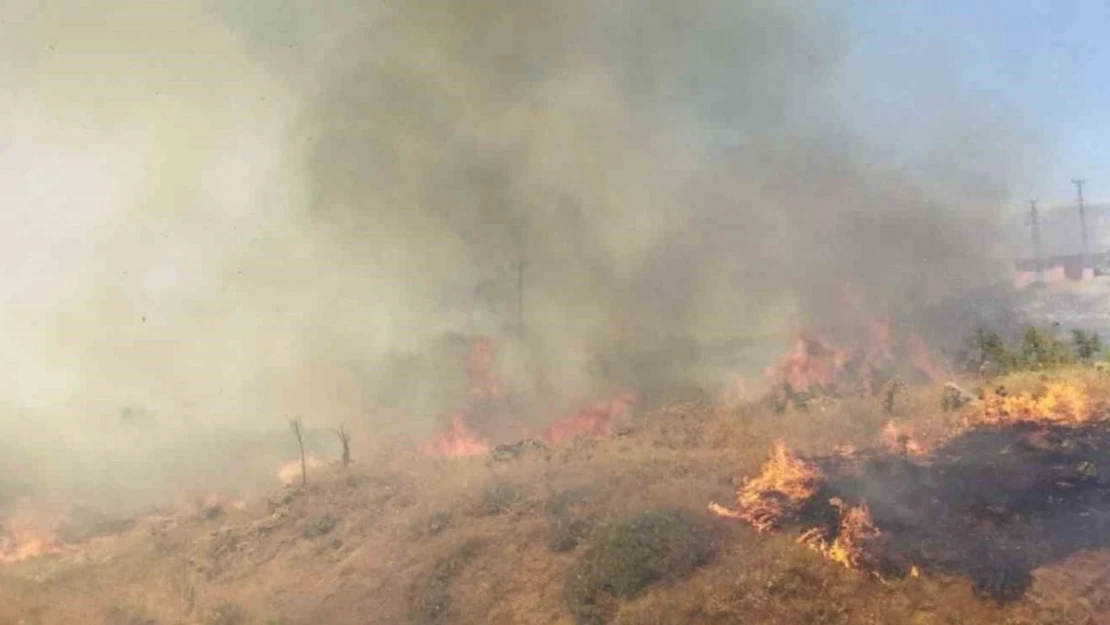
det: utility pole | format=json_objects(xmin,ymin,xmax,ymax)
[
  {"xmin": 516, "ymin": 259, "xmax": 524, "ymax": 337},
  {"xmin": 1073, "ymin": 178, "xmax": 1091, "ymax": 277},
  {"xmin": 514, "ymin": 213, "xmax": 527, "ymax": 339},
  {"xmin": 1026, "ymin": 199, "xmax": 1046, "ymax": 285}
]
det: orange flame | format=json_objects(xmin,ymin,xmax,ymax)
[
  {"xmin": 881, "ymin": 420, "xmax": 928, "ymax": 456},
  {"xmin": 466, "ymin": 337, "xmax": 501, "ymax": 400},
  {"xmin": 863, "ymin": 319, "xmax": 896, "ymax": 369},
  {"xmin": 766, "ymin": 319, "xmax": 945, "ymax": 400},
  {"xmin": 981, "ymin": 381, "xmax": 1092, "ymax": 425},
  {"xmin": 767, "ymin": 334, "xmax": 851, "ymax": 395},
  {"xmin": 907, "ymin": 332, "xmax": 943, "ymax": 382},
  {"xmin": 421, "ymin": 338, "xmax": 500, "ymax": 458},
  {"xmin": 277, "ymin": 455, "xmax": 330, "ymax": 485},
  {"xmin": 422, "ymin": 337, "xmax": 637, "ymax": 457},
  {"xmin": 421, "ymin": 411, "xmax": 491, "ymax": 457},
  {"xmin": 537, "ymin": 392, "xmax": 636, "ymax": 445},
  {"xmin": 0, "ymin": 500, "xmax": 65, "ymax": 563},
  {"xmin": 799, "ymin": 498, "xmax": 882, "ymax": 572},
  {"xmin": 710, "ymin": 441, "xmax": 825, "ymax": 532}
]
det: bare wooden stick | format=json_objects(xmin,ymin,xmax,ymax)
[
  {"xmin": 336, "ymin": 424, "xmax": 351, "ymax": 467},
  {"xmin": 290, "ymin": 419, "xmax": 307, "ymax": 486}
]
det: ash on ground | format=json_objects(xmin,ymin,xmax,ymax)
[{"xmin": 795, "ymin": 420, "xmax": 1110, "ymax": 602}]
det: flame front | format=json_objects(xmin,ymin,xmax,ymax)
[
  {"xmin": 277, "ymin": 455, "xmax": 331, "ymax": 485},
  {"xmin": 765, "ymin": 318, "xmax": 946, "ymax": 403},
  {"xmin": 768, "ymin": 334, "xmax": 850, "ymax": 396},
  {"xmin": 537, "ymin": 392, "xmax": 636, "ymax": 446},
  {"xmin": 799, "ymin": 498, "xmax": 883, "ymax": 572},
  {"xmin": 421, "ymin": 337, "xmax": 636, "ymax": 457},
  {"xmin": 882, "ymin": 420, "xmax": 928, "ymax": 456},
  {"xmin": 712, "ymin": 443, "xmax": 886, "ymax": 574},
  {"xmin": 906, "ymin": 332, "xmax": 943, "ymax": 382},
  {"xmin": 420, "ymin": 411, "xmax": 491, "ymax": 457},
  {"xmin": 981, "ymin": 381, "xmax": 1092, "ymax": 425},
  {"xmin": 0, "ymin": 500, "xmax": 65, "ymax": 563}
]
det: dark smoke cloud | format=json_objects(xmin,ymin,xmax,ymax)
[
  {"xmin": 252, "ymin": 0, "xmax": 1038, "ymax": 403},
  {"xmin": 0, "ymin": 0, "xmax": 1042, "ymax": 509}
]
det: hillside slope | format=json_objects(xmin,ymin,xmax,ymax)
[{"xmin": 5, "ymin": 370, "xmax": 1110, "ymax": 625}]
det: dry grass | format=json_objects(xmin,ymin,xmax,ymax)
[{"xmin": 4, "ymin": 367, "xmax": 1110, "ymax": 624}]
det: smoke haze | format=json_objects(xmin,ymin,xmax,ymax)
[{"xmin": 0, "ymin": 1, "xmax": 1043, "ymax": 510}]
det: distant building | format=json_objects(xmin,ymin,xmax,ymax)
[{"xmin": 1014, "ymin": 201, "xmax": 1110, "ymax": 288}]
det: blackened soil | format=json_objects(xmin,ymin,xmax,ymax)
[{"xmin": 791, "ymin": 421, "xmax": 1110, "ymax": 602}]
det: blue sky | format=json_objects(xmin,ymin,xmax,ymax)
[{"xmin": 849, "ymin": 1, "xmax": 1110, "ymax": 208}]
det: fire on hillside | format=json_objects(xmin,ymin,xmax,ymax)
[
  {"xmin": 419, "ymin": 338, "xmax": 637, "ymax": 457},
  {"xmin": 764, "ymin": 318, "xmax": 945, "ymax": 409},
  {"xmin": 421, "ymin": 308, "xmax": 950, "ymax": 458},
  {"xmin": 0, "ymin": 500, "xmax": 66, "ymax": 563},
  {"xmin": 710, "ymin": 377, "xmax": 1110, "ymax": 601}
]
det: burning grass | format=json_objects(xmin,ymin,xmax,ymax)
[
  {"xmin": 707, "ymin": 441, "xmax": 822, "ymax": 532},
  {"xmin": 765, "ymin": 319, "xmax": 945, "ymax": 410},
  {"xmin": 714, "ymin": 391, "xmax": 1110, "ymax": 602},
  {"xmin": 980, "ymin": 379, "xmax": 1095, "ymax": 425},
  {"xmin": 420, "ymin": 338, "xmax": 636, "ymax": 458},
  {"xmin": 0, "ymin": 499, "xmax": 66, "ymax": 563}
]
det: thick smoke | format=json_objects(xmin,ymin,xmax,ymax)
[
  {"xmin": 258, "ymin": 0, "xmax": 1038, "ymax": 402},
  {"xmin": 0, "ymin": 1, "xmax": 1040, "ymax": 510}
]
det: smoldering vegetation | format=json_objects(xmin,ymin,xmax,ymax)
[
  {"xmin": 784, "ymin": 421, "xmax": 1110, "ymax": 602},
  {"xmin": 0, "ymin": 0, "xmax": 1043, "ymax": 512}
]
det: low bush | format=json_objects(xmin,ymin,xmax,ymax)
[
  {"xmin": 207, "ymin": 602, "xmax": 246, "ymax": 625},
  {"xmin": 409, "ymin": 511, "xmax": 452, "ymax": 540},
  {"xmin": 967, "ymin": 326, "xmax": 1097, "ymax": 374},
  {"xmin": 545, "ymin": 487, "xmax": 595, "ymax": 553},
  {"xmin": 303, "ymin": 515, "xmax": 338, "ymax": 539},
  {"xmin": 565, "ymin": 507, "xmax": 718, "ymax": 624},
  {"xmin": 408, "ymin": 540, "xmax": 484, "ymax": 625},
  {"xmin": 479, "ymin": 482, "xmax": 526, "ymax": 516}
]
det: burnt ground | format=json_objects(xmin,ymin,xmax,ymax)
[{"xmin": 796, "ymin": 421, "xmax": 1110, "ymax": 602}]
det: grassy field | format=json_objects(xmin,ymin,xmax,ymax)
[{"xmin": 3, "ymin": 367, "xmax": 1110, "ymax": 625}]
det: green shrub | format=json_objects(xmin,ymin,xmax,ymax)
[
  {"xmin": 1019, "ymin": 327, "xmax": 1074, "ymax": 368},
  {"xmin": 409, "ymin": 511, "xmax": 452, "ymax": 540},
  {"xmin": 200, "ymin": 504, "xmax": 223, "ymax": 521},
  {"xmin": 479, "ymin": 482, "xmax": 526, "ymax": 516},
  {"xmin": 1073, "ymin": 329, "xmax": 1103, "ymax": 361},
  {"xmin": 207, "ymin": 602, "xmax": 246, "ymax": 625},
  {"xmin": 565, "ymin": 508, "xmax": 718, "ymax": 625},
  {"xmin": 968, "ymin": 326, "xmax": 1085, "ymax": 374},
  {"xmin": 303, "ymin": 515, "xmax": 338, "ymax": 539},
  {"xmin": 545, "ymin": 488, "xmax": 595, "ymax": 552},
  {"xmin": 968, "ymin": 328, "xmax": 1018, "ymax": 373},
  {"xmin": 408, "ymin": 540, "xmax": 484, "ymax": 625}
]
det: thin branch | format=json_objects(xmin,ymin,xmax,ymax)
[{"xmin": 336, "ymin": 424, "xmax": 351, "ymax": 468}]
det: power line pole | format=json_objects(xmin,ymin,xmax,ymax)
[
  {"xmin": 1073, "ymin": 178, "xmax": 1090, "ymax": 277},
  {"xmin": 516, "ymin": 258, "xmax": 524, "ymax": 337},
  {"xmin": 1026, "ymin": 199, "xmax": 1045, "ymax": 285},
  {"xmin": 514, "ymin": 214, "xmax": 527, "ymax": 339}
]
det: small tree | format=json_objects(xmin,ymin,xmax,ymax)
[
  {"xmin": 968, "ymin": 328, "xmax": 1017, "ymax": 374},
  {"xmin": 290, "ymin": 419, "xmax": 307, "ymax": 486},
  {"xmin": 1019, "ymin": 326, "xmax": 1073, "ymax": 369},
  {"xmin": 336, "ymin": 424, "xmax": 351, "ymax": 467},
  {"xmin": 1073, "ymin": 329, "xmax": 1103, "ymax": 361}
]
